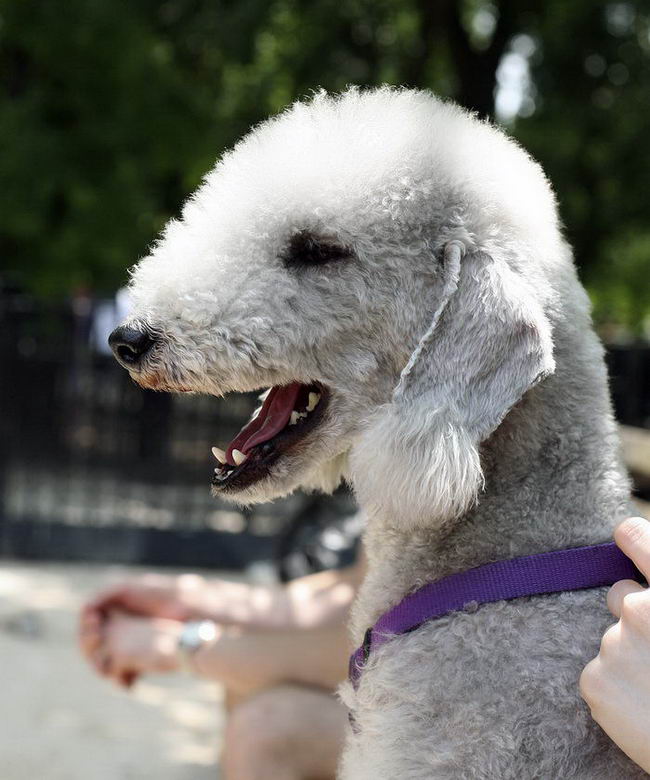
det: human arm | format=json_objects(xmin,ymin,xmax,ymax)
[
  {"xmin": 191, "ymin": 621, "xmax": 350, "ymax": 695},
  {"xmin": 96, "ymin": 610, "xmax": 350, "ymax": 694},
  {"xmin": 79, "ymin": 557, "xmax": 364, "ymax": 672},
  {"xmin": 82, "ymin": 559, "xmax": 364, "ymax": 631},
  {"xmin": 210, "ymin": 562, "xmax": 363, "ymax": 630},
  {"xmin": 579, "ymin": 516, "xmax": 650, "ymax": 774}
]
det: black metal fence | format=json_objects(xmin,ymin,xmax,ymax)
[
  {"xmin": 607, "ymin": 346, "xmax": 650, "ymax": 431},
  {"xmin": 0, "ymin": 290, "xmax": 648, "ymax": 571},
  {"xmin": 0, "ymin": 291, "xmax": 357, "ymax": 573}
]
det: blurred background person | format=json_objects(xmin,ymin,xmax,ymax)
[{"xmin": 79, "ymin": 556, "xmax": 364, "ymax": 779}]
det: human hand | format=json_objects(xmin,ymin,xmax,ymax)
[
  {"xmin": 84, "ymin": 610, "xmax": 185, "ymax": 687},
  {"xmin": 580, "ymin": 516, "xmax": 650, "ymax": 773},
  {"xmin": 79, "ymin": 574, "xmax": 206, "ymax": 677}
]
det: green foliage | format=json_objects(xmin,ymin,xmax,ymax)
[
  {"xmin": 1, "ymin": 0, "xmax": 648, "ymax": 331},
  {"xmin": 515, "ymin": 0, "xmax": 650, "ymax": 334},
  {"xmin": 589, "ymin": 231, "xmax": 650, "ymax": 336}
]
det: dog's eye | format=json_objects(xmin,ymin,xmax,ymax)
[{"xmin": 282, "ymin": 231, "xmax": 351, "ymax": 269}]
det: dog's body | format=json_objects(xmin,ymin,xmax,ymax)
[
  {"xmin": 342, "ymin": 315, "xmax": 639, "ymax": 778},
  {"xmin": 112, "ymin": 88, "xmax": 642, "ymax": 777}
]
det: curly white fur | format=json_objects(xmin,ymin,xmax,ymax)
[{"xmin": 118, "ymin": 88, "xmax": 641, "ymax": 778}]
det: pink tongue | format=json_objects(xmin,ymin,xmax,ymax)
[{"xmin": 226, "ymin": 383, "xmax": 302, "ymax": 466}]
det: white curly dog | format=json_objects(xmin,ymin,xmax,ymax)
[{"xmin": 109, "ymin": 88, "xmax": 642, "ymax": 778}]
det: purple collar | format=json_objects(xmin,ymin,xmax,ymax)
[{"xmin": 350, "ymin": 542, "xmax": 644, "ymax": 687}]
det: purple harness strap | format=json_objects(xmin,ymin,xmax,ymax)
[{"xmin": 349, "ymin": 542, "xmax": 644, "ymax": 687}]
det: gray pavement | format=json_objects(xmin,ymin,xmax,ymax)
[{"xmin": 0, "ymin": 561, "xmax": 227, "ymax": 780}]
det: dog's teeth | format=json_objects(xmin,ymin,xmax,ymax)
[
  {"xmin": 306, "ymin": 392, "xmax": 321, "ymax": 412},
  {"xmin": 232, "ymin": 449, "xmax": 247, "ymax": 466},
  {"xmin": 290, "ymin": 411, "xmax": 300, "ymax": 425},
  {"xmin": 212, "ymin": 446, "xmax": 226, "ymax": 464}
]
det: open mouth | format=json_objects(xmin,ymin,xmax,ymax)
[{"xmin": 211, "ymin": 382, "xmax": 329, "ymax": 492}]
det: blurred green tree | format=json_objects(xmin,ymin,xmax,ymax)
[{"xmin": 1, "ymin": 0, "xmax": 648, "ymax": 331}]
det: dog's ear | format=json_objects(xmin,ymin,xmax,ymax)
[{"xmin": 351, "ymin": 242, "xmax": 555, "ymax": 527}]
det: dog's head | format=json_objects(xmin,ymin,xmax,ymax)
[{"xmin": 111, "ymin": 87, "xmax": 558, "ymax": 522}]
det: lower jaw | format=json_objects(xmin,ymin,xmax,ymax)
[{"xmin": 211, "ymin": 384, "xmax": 330, "ymax": 493}]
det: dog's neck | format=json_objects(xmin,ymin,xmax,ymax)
[{"xmin": 350, "ymin": 328, "xmax": 632, "ymax": 640}]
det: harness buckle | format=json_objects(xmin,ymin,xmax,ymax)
[{"xmin": 361, "ymin": 626, "xmax": 373, "ymax": 663}]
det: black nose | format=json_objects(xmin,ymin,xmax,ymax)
[{"xmin": 108, "ymin": 325, "xmax": 154, "ymax": 367}]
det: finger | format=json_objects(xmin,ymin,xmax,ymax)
[
  {"xmin": 87, "ymin": 584, "xmax": 130, "ymax": 613},
  {"xmin": 92, "ymin": 647, "xmax": 112, "ymax": 677},
  {"xmin": 601, "ymin": 620, "xmax": 619, "ymax": 643},
  {"xmin": 106, "ymin": 658, "xmax": 127, "ymax": 686},
  {"xmin": 79, "ymin": 624, "xmax": 103, "ymax": 657},
  {"xmin": 119, "ymin": 670, "xmax": 138, "ymax": 689},
  {"xmin": 107, "ymin": 651, "xmax": 139, "ymax": 688},
  {"xmin": 607, "ymin": 579, "xmax": 645, "ymax": 618},
  {"xmin": 579, "ymin": 656, "xmax": 603, "ymax": 709},
  {"xmin": 614, "ymin": 517, "xmax": 650, "ymax": 580},
  {"xmin": 79, "ymin": 612, "xmax": 103, "ymax": 656}
]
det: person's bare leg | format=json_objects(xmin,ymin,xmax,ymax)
[{"xmin": 222, "ymin": 684, "xmax": 347, "ymax": 780}]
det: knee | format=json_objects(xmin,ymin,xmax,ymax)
[{"xmin": 223, "ymin": 688, "xmax": 301, "ymax": 775}]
